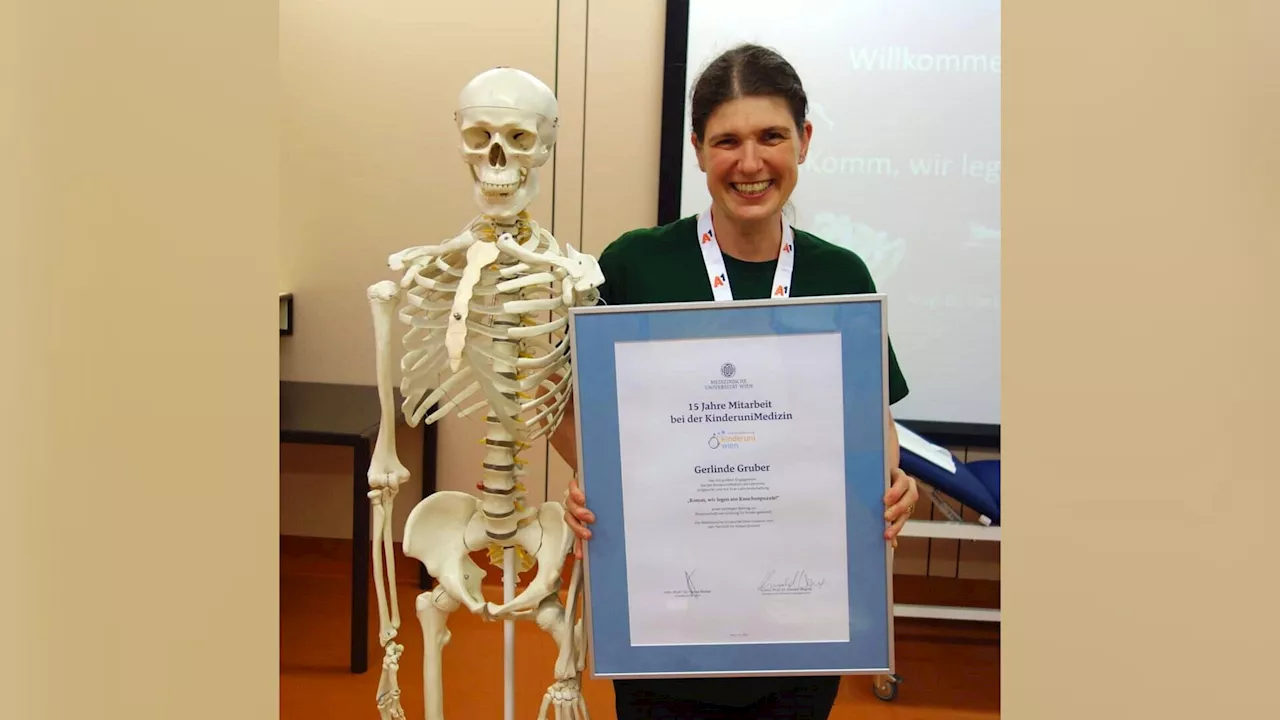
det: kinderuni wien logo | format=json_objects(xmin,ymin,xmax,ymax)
[{"xmin": 707, "ymin": 429, "xmax": 756, "ymax": 450}]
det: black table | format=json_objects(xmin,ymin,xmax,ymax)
[{"xmin": 279, "ymin": 381, "xmax": 438, "ymax": 673}]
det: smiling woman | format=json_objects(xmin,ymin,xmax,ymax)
[
  {"xmin": 688, "ymin": 43, "xmax": 814, "ymax": 261},
  {"xmin": 551, "ymin": 42, "xmax": 922, "ymax": 720}
]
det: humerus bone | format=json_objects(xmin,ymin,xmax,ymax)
[{"xmin": 362, "ymin": 66, "xmax": 602, "ymax": 720}]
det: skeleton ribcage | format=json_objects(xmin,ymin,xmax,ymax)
[{"xmin": 391, "ymin": 228, "xmax": 574, "ymax": 446}]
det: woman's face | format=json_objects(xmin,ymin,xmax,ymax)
[{"xmin": 693, "ymin": 95, "xmax": 812, "ymax": 227}]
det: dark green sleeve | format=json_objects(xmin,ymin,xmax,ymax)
[
  {"xmin": 845, "ymin": 252, "xmax": 910, "ymax": 405},
  {"xmin": 885, "ymin": 332, "xmax": 910, "ymax": 404},
  {"xmin": 594, "ymin": 234, "xmax": 629, "ymax": 307}
]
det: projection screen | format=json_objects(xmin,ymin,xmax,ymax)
[{"xmin": 657, "ymin": 0, "xmax": 1002, "ymax": 444}]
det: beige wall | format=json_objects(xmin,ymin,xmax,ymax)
[{"xmin": 277, "ymin": 0, "xmax": 996, "ymax": 578}]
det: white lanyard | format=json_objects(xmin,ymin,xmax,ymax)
[{"xmin": 697, "ymin": 208, "xmax": 795, "ymax": 301}]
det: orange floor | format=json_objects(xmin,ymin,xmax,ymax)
[{"xmin": 281, "ymin": 538, "xmax": 1000, "ymax": 719}]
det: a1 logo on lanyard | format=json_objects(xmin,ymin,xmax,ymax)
[{"xmin": 697, "ymin": 209, "xmax": 795, "ymax": 302}]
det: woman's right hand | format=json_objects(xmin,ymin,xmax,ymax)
[{"xmin": 564, "ymin": 478, "xmax": 595, "ymax": 558}]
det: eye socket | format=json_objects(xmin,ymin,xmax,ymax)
[
  {"xmin": 507, "ymin": 129, "xmax": 537, "ymax": 151},
  {"xmin": 462, "ymin": 127, "xmax": 491, "ymax": 149}
]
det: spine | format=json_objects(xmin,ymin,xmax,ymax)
[{"xmin": 478, "ymin": 221, "xmax": 531, "ymax": 547}]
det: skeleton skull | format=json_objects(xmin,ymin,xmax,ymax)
[{"xmin": 456, "ymin": 67, "xmax": 559, "ymax": 220}]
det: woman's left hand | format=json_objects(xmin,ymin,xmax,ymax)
[{"xmin": 884, "ymin": 468, "xmax": 919, "ymax": 548}]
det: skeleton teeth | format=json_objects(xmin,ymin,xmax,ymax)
[{"xmin": 476, "ymin": 167, "xmax": 528, "ymax": 197}]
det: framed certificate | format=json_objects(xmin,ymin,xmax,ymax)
[{"xmin": 566, "ymin": 294, "xmax": 896, "ymax": 680}]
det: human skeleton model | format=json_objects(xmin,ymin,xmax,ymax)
[{"xmin": 363, "ymin": 67, "xmax": 603, "ymax": 720}]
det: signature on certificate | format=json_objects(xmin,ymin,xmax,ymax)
[
  {"xmin": 662, "ymin": 569, "xmax": 712, "ymax": 599},
  {"xmin": 757, "ymin": 569, "xmax": 827, "ymax": 595}
]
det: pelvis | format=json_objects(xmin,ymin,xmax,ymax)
[{"xmin": 403, "ymin": 490, "xmax": 576, "ymax": 621}]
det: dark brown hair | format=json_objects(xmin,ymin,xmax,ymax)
[{"xmin": 689, "ymin": 43, "xmax": 809, "ymax": 143}]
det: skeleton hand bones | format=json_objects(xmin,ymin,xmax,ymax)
[
  {"xmin": 538, "ymin": 678, "xmax": 589, "ymax": 720},
  {"xmin": 530, "ymin": 541, "xmax": 589, "ymax": 720},
  {"xmin": 376, "ymin": 641, "xmax": 408, "ymax": 720}
]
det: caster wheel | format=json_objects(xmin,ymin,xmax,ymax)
[{"xmin": 872, "ymin": 673, "xmax": 901, "ymax": 702}]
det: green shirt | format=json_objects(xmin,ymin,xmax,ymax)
[
  {"xmin": 593, "ymin": 214, "xmax": 910, "ymax": 708},
  {"xmin": 598, "ymin": 214, "xmax": 909, "ymax": 404}
]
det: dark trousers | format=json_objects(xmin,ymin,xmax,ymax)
[{"xmin": 614, "ymin": 677, "xmax": 841, "ymax": 720}]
